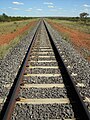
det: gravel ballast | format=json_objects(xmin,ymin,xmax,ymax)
[
  {"xmin": 12, "ymin": 104, "xmax": 74, "ymax": 120},
  {"xmin": 23, "ymin": 76, "xmax": 63, "ymax": 84},
  {"xmin": 19, "ymin": 87, "xmax": 67, "ymax": 98}
]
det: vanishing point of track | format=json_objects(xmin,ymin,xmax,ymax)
[{"xmin": 0, "ymin": 20, "xmax": 90, "ymax": 120}]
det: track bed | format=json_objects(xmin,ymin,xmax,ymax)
[{"xmin": 0, "ymin": 20, "xmax": 90, "ymax": 120}]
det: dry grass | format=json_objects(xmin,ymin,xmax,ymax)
[
  {"xmin": 0, "ymin": 19, "xmax": 38, "ymax": 58},
  {"xmin": 48, "ymin": 19, "xmax": 90, "ymax": 34},
  {"xmin": 0, "ymin": 30, "xmax": 29, "ymax": 58},
  {"xmin": 0, "ymin": 36, "xmax": 20, "ymax": 58},
  {"xmin": 0, "ymin": 19, "xmax": 36, "ymax": 35}
]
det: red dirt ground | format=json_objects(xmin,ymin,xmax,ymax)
[
  {"xmin": 48, "ymin": 20, "xmax": 90, "ymax": 51},
  {"xmin": 0, "ymin": 20, "xmax": 37, "ymax": 45},
  {"xmin": 47, "ymin": 20, "xmax": 90, "ymax": 61}
]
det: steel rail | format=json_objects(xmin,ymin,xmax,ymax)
[
  {"xmin": 44, "ymin": 20, "xmax": 90, "ymax": 120},
  {"xmin": 0, "ymin": 20, "xmax": 42, "ymax": 120}
]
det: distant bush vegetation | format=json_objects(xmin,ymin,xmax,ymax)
[
  {"xmin": 0, "ymin": 13, "xmax": 37, "ymax": 22},
  {"xmin": 47, "ymin": 16, "xmax": 90, "ymax": 22}
]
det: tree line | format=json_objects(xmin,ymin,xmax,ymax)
[
  {"xmin": 0, "ymin": 13, "xmax": 37, "ymax": 22},
  {"xmin": 47, "ymin": 12, "xmax": 90, "ymax": 24},
  {"xmin": 0, "ymin": 12, "xmax": 90, "ymax": 24}
]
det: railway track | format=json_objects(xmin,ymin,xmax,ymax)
[{"xmin": 0, "ymin": 20, "xmax": 90, "ymax": 120}]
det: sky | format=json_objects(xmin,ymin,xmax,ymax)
[{"xmin": 0, "ymin": 0, "xmax": 90, "ymax": 17}]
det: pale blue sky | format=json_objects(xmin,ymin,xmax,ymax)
[{"xmin": 0, "ymin": 0, "xmax": 90, "ymax": 17}]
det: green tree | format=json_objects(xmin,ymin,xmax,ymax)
[
  {"xmin": 80, "ymin": 12, "xmax": 89, "ymax": 24},
  {"xmin": 0, "ymin": 13, "xmax": 8, "ymax": 22},
  {"xmin": 2, "ymin": 13, "xmax": 8, "ymax": 17}
]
